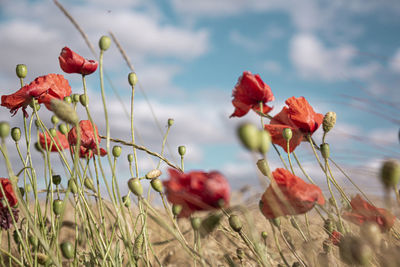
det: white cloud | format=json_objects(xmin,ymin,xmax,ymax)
[
  {"xmin": 389, "ymin": 48, "xmax": 400, "ymax": 73},
  {"xmin": 229, "ymin": 30, "xmax": 262, "ymax": 51}
]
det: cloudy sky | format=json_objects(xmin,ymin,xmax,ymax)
[{"xmin": 0, "ymin": 0, "xmax": 399, "ymax": 194}]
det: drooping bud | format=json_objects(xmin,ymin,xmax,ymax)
[
  {"xmin": 323, "ymin": 112, "xmax": 336, "ymax": 133},
  {"xmin": 52, "ymin": 175, "xmax": 62, "ymax": 185},
  {"xmin": 259, "ymin": 130, "xmax": 271, "ymax": 154},
  {"xmin": 51, "ymin": 115, "xmax": 59, "ymax": 125},
  {"xmin": 79, "ymin": 94, "xmax": 88, "ymax": 107},
  {"xmin": 145, "ymin": 169, "xmax": 162, "ymax": 179},
  {"xmin": 99, "ymin": 36, "xmax": 111, "ymax": 51},
  {"xmin": 191, "ymin": 217, "xmax": 201, "ymax": 231},
  {"xmin": 53, "ymin": 199, "xmax": 63, "ymax": 216},
  {"xmin": 84, "ymin": 177, "xmax": 95, "ymax": 191},
  {"xmin": 34, "ymin": 142, "xmax": 43, "ymax": 152},
  {"xmin": 68, "ymin": 179, "xmax": 78, "ymax": 194},
  {"xmin": 320, "ymin": 143, "xmax": 330, "ymax": 159},
  {"xmin": 128, "ymin": 178, "xmax": 143, "ymax": 197},
  {"xmin": 167, "ymin": 118, "xmax": 174, "ymax": 127},
  {"xmin": 58, "ymin": 123, "xmax": 68, "ymax": 135},
  {"xmin": 16, "ymin": 64, "xmax": 27, "ymax": 78},
  {"xmin": 237, "ymin": 123, "xmax": 260, "ymax": 151},
  {"xmin": 128, "ymin": 72, "xmax": 138, "ymax": 87},
  {"xmin": 178, "ymin": 145, "xmax": 186, "ymax": 156},
  {"xmin": 51, "ymin": 99, "xmax": 79, "ymax": 125},
  {"xmin": 0, "ymin": 122, "xmax": 10, "ymax": 139},
  {"xmin": 11, "ymin": 127, "xmax": 21, "ymax": 142},
  {"xmin": 256, "ymin": 159, "xmax": 270, "ymax": 176},
  {"xmin": 112, "ymin": 145, "xmax": 122, "ymax": 158},
  {"xmin": 271, "ymin": 218, "xmax": 281, "ymax": 228},
  {"xmin": 49, "ymin": 128, "xmax": 57, "ymax": 138},
  {"xmin": 150, "ymin": 178, "xmax": 163, "ymax": 193},
  {"xmin": 282, "ymin": 128, "xmax": 293, "ymax": 141},
  {"xmin": 60, "ymin": 241, "xmax": 74, "ymax": 259},
  {"xmin": 229, "ymin": 214, "xmax": 242, "ymax": 232},
  {"xmin": 122, "ymin": 195, "xmax": 131, "ymax": 208},
  {"xmin": 380, "ymin": 159, "xmax": 400, "ymax": 188},
  {"xmin": 172, "ymin": 204, "xmax": 182, "ymax": 217}
]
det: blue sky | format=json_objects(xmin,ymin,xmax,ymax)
[{"xmin": 0, "ymin": 0, "xmax": 399, "ymax": 193}]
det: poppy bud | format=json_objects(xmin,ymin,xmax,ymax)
[
  {"xmin": 84, "ymin": 177, "xmax": 95, "ymax": 191},
  {"xmin": 19, "ymin": 187, "xmax": 25, "ymax": 197},
  {"xmin": 261, "ymin": 231, "xmax": 268, "ymax": 240},
  {"xmin": 191, "ymin": 217, "xmax": 201, "ymax": 231},
  {"xmin": 63, "ymin": 96, "xmax": 72, "ymax": 104},
  {"xmin": 60, "ymin": 241, "xmax": 74, "ymax": 259},
  {"xmin": 99, "ymin": 36, "xmax": 111, "ymax": 51},
  {"xmin": 282, "ymin": 128, "xmax": 292, "ymax": 141},
  {"xmin": 323, "ymin": 112, "xmax": 336, "ymax": 133},
  {"xmin": 49, "ymin": 128, "xmax": 57, "ymax": 138},
  {"xmin": 16, "ymin": 64, "xmax": 27, "ymax": 78},
  {"xmin": 145, "ymin": 169, "xmax": 162, "ymax": 179},
  {"xmin": 256, "ymin": 159, "xmax": 270, "ymax": 176},
  {"xmin": 112, "ymin": 145, "xmax": 122, "ymax": 158},
  {"xmin": 178, "ymin": 145, "xmax": 186, "ymax": 156},
  {"xmin": 127, "ymin": 154, "xmax": 134, "ymax": 163},
  {"xmin": 380, "ymin": 159, "xmax": 400, "ymax": 188},
  {"xmin": 133, "ymin": 233, "xmax": 144, "ymax": 259},
  {"xmin": 229, "ymin": 214, "xmax": 242, "ymax": 232},
  {"xmin": 72, "ymin": 94, "xmax": 79, "ymax": 103},
  {"xmin": 320, "ymin": 143, "xmax": 330, "ymax": 159},
  {"xmin": 236, "ymin": 248, "xmax": 244, "ymax": 260},
  {"xmin": 29, "ymin": 235, "xmax": 38, "ymax": 249},
  {"xmin": 52, "ymin": 175, "xmax": 62, "ymax": 185},
  {"xmin": 53, "ymin": 199, "xmax": 63, "ymax": 216},
  {"xmin": 51, "ymin": 99, "xmax": 79, "ymax": 125},
  {"xmin": 172, "ymin": 204, "xmax": 182, "ymax": 217},
  {"xmin": 168, "ymin": 118, "xmax": 174, "ymax": 127},
  {"xmin": 150, "ymin": 178, "xmax": 163, "ymax": 193},
  {"xmin": 259, "ymin": 130, "xmax": 271, "ymax": 154},
  {"xmin": 34, "ymin": 120, "xmax": 40, "ymax": 128},
  {"xmin": 122, "ymin": 195, "xmax": 131, "ymax": 208},
  {"xmin": 271, "ymin": 218, "xmax": 281, "ymax": 228},
  {"xmin": 58, "ymin": 123, "xmax": 68, "ymax": 135},
  {"xmin": 13, "ymin": 230, "xmax": 21, "ymax": 244},
  {"xmin": 128, "ymin": 178, "xmax": 143, "ymax": 197},
  {"xmin": 237, "ymin": 123, "xmax": 260, "ymax": 151},
  {"xmin": 36, "ymin": 253, "xmax": 49, "ymax": 265},
  {"xmin": 0, "ymin": 122, "xmax": 10, "ymax": 139},
  {"xmin": 51, "ymin": 115, "xmax": 59, "ymax": 125},
  {"xmin": 128, "ymin": 72, "xmax": 138, "ymax": 87},
  {"xmin": 34, "ymin": 142, "xmax": 43, "ymax": 152},
  {"xmin": 11, "ymin": 127, "xmax": 21, "ymax": 142},
  {"xmin": 29, "ymin": 99, "xmax": 40, "ymax": 111},
  {"xmin": 79, "ymin": 94, "xmax": 88, "ymax": 107},
  {"xmin": 68, "ymin": 179, "xmax": 78, "ymax": 194}
]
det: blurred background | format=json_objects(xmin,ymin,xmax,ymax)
[{"xmin": 0, "ymin": 0, "xmax": 399, "ymax": 195}]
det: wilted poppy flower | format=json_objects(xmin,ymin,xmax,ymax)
[
  {"xmin": 59, "ymin": 47, "xmax": 98, "ymax": 75},
  {"xmin": 230, "ymin": 71, "xmax": 274, "ymax": 118},
  {"xmin": 163, "ymin": 169, "xmax": 230, "ymax": 218},
  {"xmin": 39, "ymin": 131, "xmax": 69, "ymax": 152},
  {"xmin": 68, "ymin": 120, "xmax": 107, "ymax": 158},
  {"xmin": 342, "ymin": 194, "xmax": 395, "ymax": 232},
  {"xmin": 264, "ymin": 96, "xmax": 323, "ymax": 152},
  {"xmin": 1, "ymin": 74, "xmax": 71, "ymax": 117},
  {"xmin": 260, "ymin": 168, "xmax": 325, "ymax": 219}
]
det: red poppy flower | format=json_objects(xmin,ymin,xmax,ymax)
[
  {"xmin": 1, "ymin": 74, "xmax": 72, "ymax": 117},
  {"xmin": 260, "ymin": 168, "xmax": 325, "ymax": 219},
  {"xmin": 264, "ymin": 96, "xmax": 323, "ymax": 152},
  {"xmin": 68, "ymin": 120, "xmax": 107, "ymax": 158},
  {"xmin": 330, "ymin": 230, "xmax": 342, "ymax": 246},
  {"xmin": 230, "ymin": 71, "xmax": 274, "ymax": 118},
  {"xmin": 163, "ymin": 169, "xmax": 231, "ymax": 218},
  {"xmin": 0, "ymin": 178, "xmax": 18, "ymax": 208},
  {"xmin": 39, "ymin": 131, "xmax": 69, "ymax": 152},
  {"xmin": 59, "ymin": 47, "xmax": 98, "ymax": 75},
  {"xmin": 342, "ymin": 194, "xmax": 395, "ymax": 231}
]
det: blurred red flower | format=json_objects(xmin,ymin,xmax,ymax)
[
  {"xmin": 264, "ymin": 96, "xmax": 323, "ymax": 152},
  {"xmin": 59, "ymin": 47, "xmax": 98, "ymax": 75},
  {"xmin": 330, "ymin": 230, "xmax": 342, "ymax": 246},
  {"xmin": 342, "ymin": 194, "xmax": 395, "ymax": 231},
  {"xmin": 68, "ymin": 120, "xmax": 107, "ymax": 158},
  {"xmin": 0, "ymin": 178, "xmax": 18, "ymax": 208},
  {"xmin": 163, "ymin": 169, "xmax": 230, "ymax": 217},
  {"xmin": 1, "ymin": 74, "xmax": 71, "ymax": 117},
  {"xmin": 260, "ymin": 168, "xmax": 325, "ymax": 219},
  {"xmin": 230, "ymin": 71, "xmax": 274, "ymax": 118},
  {"xmin": 39, "ymin": 131, "xmax": 69, "ymax": 152}
]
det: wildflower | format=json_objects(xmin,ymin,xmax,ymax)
[
  {"xmin": 58, "ymin": 47, "xmax": 98, "ymax": 75},
  {"xmin": 259, "ymin": 168, "xmax": 325, "ymax": 219},
  {"xmin": 0, "ymin": 178, "xmax": 19, "ymax": 230},
  {"xmin": 68, "ymin": 120, "xmax": 107, "ymax": 158},
  {"xmin": 264, "ymin": 96, "xmax": 323, "ymax": 152},
  {"xmin": 1, "ymin": 74, "xmax": 71, "ymax": 117},
  {"xmin": 163, "ymin": 169, "xmax": 230, "ymax": 217},
  {"xmin": 342, "ymin": 194, "xmax": 395, "ymax": 231},
  {"xmin": 330, "ymin": 230, "xmax": 342, "ymax": 246},
  {"xmin": 39, "ymin": 131, "xmax": 69, "ymax": 152},
  {"xmin": 230, "ymin": 71, "xmax": 274, "ymax": 118}
]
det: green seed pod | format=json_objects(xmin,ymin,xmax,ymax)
[
  {"xmin": 16, "ymin": 64, "xmax": 27, "ymax": 78},
  {"xmin": 282, "ymin": 128, "xmax": 293, "ymax": 141},
  {"xmin": 112, "ymin": 145, "xmax": 122, "ymax": 158},
  {"xmin": 79, "ymin": 94, "xmax": 88, "ymax": 107},
  {"xmin": 52, "ymin": 175, "xmax": 62, "ymax": 185},
  {"xmin": 68, "ymin": 179, "xmax": 78, "ymax": 194},
  {"xmin": 261, "ymin": 231, "xmax": 268, "ymax": 240},
  {"xmin": 19, "ymin": 187, "xmax": 25, "ymax": 197},
  {"xmin": 84, "ymin": 177, "xmax": 95, "ymax": 191},
  {"xmin": 128, "ymin": 72, "xmax": 138, "ymax": 87},
  {"xmin": 237, "ymin": 123, "xmax": 260, "ymax": 151},
  {"xmin": 271, "ymin": 218, "xmax": 281, "ymax": 228},
  {"xmin": 36, "ymin": 252, "xmax": 49, "ymax": 265},
  {"xmin": 11, "ymin": 127, "xmax": 21, "ymax": 142},
  {"xmin": 34, "ymin": 120, "xmax": 40, "ymax": 128},
  {"xmin": 191, "ymin": 217, "xmax": 201, "ymax": 231},
  {"xmin": 58, "ymin": 123, "xmax": 68, "ymax": 135},
  {"xmin": 122, "ymin": 195, "xmax": 131, "ymax": 208},
  {"xmin": 172, "ymin": 204, "xmax": 182, "ymax": 217},
  {"xmin": 51, "ymin": 99, "xmax": 79, "ymax": 125},
  {"xmin": 178, "ymin": 145, "xmax": 186, "ymax": 156},
  {"xmin": 133, "ymin": 233, "xmax": 144, "ymax": 260},
  {"xmin": 323, "ymin": 219, "xmax": 333, "ymax": 234},
  {"xmin": 29, "ymin": 99, "xmax": 40, "ymax": 111},
  {"xmin": 34, "ymin": 142, "xmax": 43, "ymax": 152},
  {"xmin": 0, "ymin": 122, "xmax": 10, "ymax": 139},
  {"xmin": 49, "ymin": 128, "xmax": 57, "ymax": 138},
  {"xmin": 380, "ymin": 159, "xmax": 400, "ymax": 188},
  {"xmin": 320, "ymin": 143, "xmax": 330, "ymax": 159},
  {"xmin": 290, "ymin": 217, "xmax": 300, "ymax": 230},
  {"xmin": 145, "ymin": 169, "xmax": 162, "ymax": 179},
  {"xmin": 128, "ymin": 178, "xmax": 143, "ymax": 196},
  {"xmin": 51, "ymin": 115, "xmax": 59, "ymax": 125},
  {"xmin": 323, "ymin": 111, "xmax": 336, "ymax": 133},
  {"xmin": 63, "ymin": 96, "xmax": 72, "ymax": 104},
  {"xmin": 258, "ymin": 130, "xmax": 271, "ymax": 154},
  {"xmin": 167, "ymin": 118, "xmax": 174, "ymax": 127},
  {"xmin": 13, "ymin": 230, "xmax": 22, "ymax": 244},
  {"xmin": 60, "ymin": 241, "xmax": 74, "ymax": 259},
  {"xmin": 199, "ymin": 213, "xmax": 222, "ymax": 238},
  {"xmin": 127, "ymin": 154, "xmax": 134, "ymax": 163},
  {"xmin": 236, "ymin": 248, "xmax": 245, "ymax": 260},
  {"xmin": 72, "ymin": 93, "xmax": 80, "ymax": 103},
  {"xmin": 29, "ymin": 235, "xmax": 38, "ymax": 249},
  {"xmin": 150, "ymin": 178, "xmax": 163, "ymax": 193},
  {"xmin": 256, "ymin": 159, "xmax": 270, "ymax": 177},
  {"xmin": 229, "ymin": 214, "xmax": 242, "ymax": 232},
  {"xmin": 99, "ymin": 35, "xmax": 111, "ymax": 51},
  {"xmin": 53, "ymin": 199, "xmax": 63, "ymax": 216}
]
